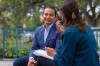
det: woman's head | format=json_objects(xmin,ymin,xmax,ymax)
[
  {"xmin": 61, "ymin": 0, "xmax": 79, "ymax": 23},
  {"xmin": 61, "ymin": 0, "xmax": 87, "ymax": 31}
]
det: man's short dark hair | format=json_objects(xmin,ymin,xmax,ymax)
[{"xmin": 44, "ymin": 5, "xmax": 57, "ymax": 16}]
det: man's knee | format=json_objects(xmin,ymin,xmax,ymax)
[
  {"xmin": 13, "ymin": 56, "xmax": 28, "ymax": 66},
  {"xmin": 13, "ymin": 59, "xmax": 20, "ymax": 66},
  {"xmin": 37, "ymin": 57, "xmax": 56, "ymax": 66}
]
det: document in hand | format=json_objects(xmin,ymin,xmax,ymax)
[{"xmin": 33, "ymin": 49, "xmax": 54, "ymax": 60}]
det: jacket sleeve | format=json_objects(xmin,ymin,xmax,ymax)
[
  {"xmin": 54, "ymin": 30, "xmax": 80, "ymax": 66},
  {"xmin": 55, "ymin": 32, "xmax": 62, "ymax": 50},
  {"xmin": 29, "ymin": 29, "xmax": 40, "ymax": 58}
]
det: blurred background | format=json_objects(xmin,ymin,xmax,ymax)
[{"xmin": 0, "ymin": 0, "xmax": 99, "ymax": 66}]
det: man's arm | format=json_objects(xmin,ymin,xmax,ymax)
[
  {"xmin": 28, "ymin": 29, "xmax": 40, "ymax": 66},
  {"xmin": 55, "ymin": 31, "xmax": 62, "ymax": 50},
  {"xmin": 45, "ymin": 31, "xmax": 62, "ymax": 56},
  {"xmin": 29, "ymin": 29, "xmax": 40, "ymax": 59}
]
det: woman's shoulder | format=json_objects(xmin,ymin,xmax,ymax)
[
  {"xmin": 64, "ymin": 27, "xmax": 86, "ymax": 38},
  {"xmin": 65, "ymin": 27, "xmax": 80, "ymax": 33}
]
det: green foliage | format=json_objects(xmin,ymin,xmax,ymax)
[
  {"xmin": 44, "ymin": 0, "xmax": 61, "ymax": 6},
  {"xmin": 1, "ymin": 27, "xmax": 33, "ymax": 58},
  {"xmin": 0, "ymin": 48, "xmax": 4, "ymax": 58},
  {"xmin": 0, "ymin": 0, "xmax": 100, "ymax": 27},
  {"xmin": 19, "ymin": 49, "xmax": 29, "ymax": 57},
  {"xmin": 5, "ymin": 47, "xmax": 17, "ymax": 58},
  {"xmin": 0, "ymin": 0, "xmax": 45, "ymax": 28},
  {"xmin": 0, "ymin": 0, "xmax": 62, "ymax": 28},
  {"xmin": 4, "ymin": 47, "xmax": 29, "ymax": 58}
]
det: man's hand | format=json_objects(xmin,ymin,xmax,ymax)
[
  {"xmin": 27, "ymin": 58, "xmax": 37, "ymax": 66},
  {"xmin": 45, "ymin": 47, "xmax": 56, "ymax": 57},
  {"xmin": 56, "ymin": 20, "xmax": 64, "ymax": 32}
]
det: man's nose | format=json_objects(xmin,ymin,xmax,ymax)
[{"xmin": 47, "ymin": 15, "xmax": 50, "ymax": 18}]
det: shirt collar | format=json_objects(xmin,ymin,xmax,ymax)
[{"xmin": 43, "ymin": 22, "xmax": 54, "ymax": 32}]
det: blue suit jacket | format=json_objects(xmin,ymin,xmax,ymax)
[
  {"xmin": 29, "ymin": 23, "xmax": 61, "ymax": 59},
  {"xmin": 54, "ymin": 26, "xmax": 100, "ymax": 66}
]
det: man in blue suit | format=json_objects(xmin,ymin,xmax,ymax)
[{"xmin": 13, "ymin": 5, "xmax": 61, "ymax": 66}]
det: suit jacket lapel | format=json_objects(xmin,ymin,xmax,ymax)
[
  {"xmin": 45, "ymin": 23, "xmax": 56, "ymax": 44},
  {"xmin": 40, "ymin": 26, "xmax": 45, "ymax": 44}
]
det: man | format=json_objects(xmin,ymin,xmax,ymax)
[
  {"xmin": 56, "ymin": 20, "xmax": 64, "ymax": 32},
  {"xmin": 13, "ymin": 5, "xmax": 61, "ymax": 66}
]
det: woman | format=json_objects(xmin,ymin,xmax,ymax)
[{"xmin": 45, "ymin": 0, "xmax": 100, "ymax": 66}]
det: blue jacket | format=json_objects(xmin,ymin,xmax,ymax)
[
  {"xmin": 54, "ymin": 26, "xmax": 100, "ymax": 66},
  {"xmin": 29, "ymin": 23, "xmax": 61, "ymax": 59}
]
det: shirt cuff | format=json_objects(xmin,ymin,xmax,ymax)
[{"xmin": 29, "ymin": 57, "xmax": 34, "ymax": 61}]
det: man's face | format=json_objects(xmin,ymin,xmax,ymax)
[{"xmin": 43, "ymin": 8, "xmax": 56, "ymax": 25}]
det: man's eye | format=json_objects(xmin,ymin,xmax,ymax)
[
  {"xmin": 45, "ymin": 13, "xmax": 48, "ymax": 16},
  {"xmin": 49, "ymin": 14, "xmax": 53, "ymax": 16},
  {"xmin": 44, "ymin": 13, "xmax": 54, "ymax": 17}
]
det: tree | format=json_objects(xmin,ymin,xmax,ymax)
[
  {"xmin": 0, "ymin": 0, "xmax": 63, "ymax": 28},
  {"xmin": 77, "ymin": 0, "xmax": 100, "ymax": 27},
  {"xmin": 0, "ymin": 0, "xmax": 45, "ymax": 28}
]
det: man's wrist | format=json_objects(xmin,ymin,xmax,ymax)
[{"xmin": 29, "ymin": 57, "xmax": 34, "ymax": 61}]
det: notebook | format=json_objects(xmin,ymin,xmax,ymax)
[{"xmin": 33, "ymin": 49, "xmax": 54, "ymax": 60}]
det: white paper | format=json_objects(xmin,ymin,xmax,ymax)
[{"xmin": 33, "ymin": 49, "xmax": 54, "ymax": 60}]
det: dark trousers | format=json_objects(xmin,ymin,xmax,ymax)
[
  {"xmin": 13, "ymin": 56, "xmax": 28, "ymax": 66},
  {"xmin": 13, "ymin": 56, "xmax": 56, "ymax": 66},
  {"xmin": 37, "ymin": 56, "xmax": 56, "ymax": 66}
]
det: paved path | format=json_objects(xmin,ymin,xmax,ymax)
[
  {"xmin": 0, "ymin": 52, "xmax": 100, "ymax": 66},
  {"xmin": 0, "ymin": 59, "xmax": 14, "ymax": 66}
]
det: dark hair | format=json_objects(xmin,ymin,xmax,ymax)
[
  {"xmin": 61, "ymin": 0, "xmax": 87, "ymax": 32},
  {"xmin": 44, "ymin": 5, "xmax": 57, "ymax": 17}
]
